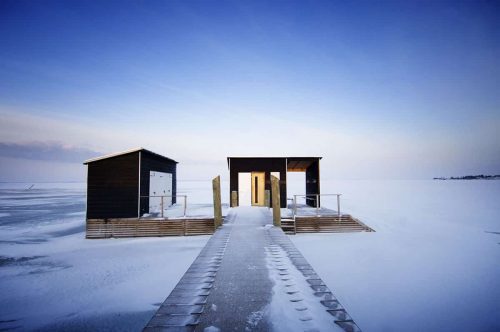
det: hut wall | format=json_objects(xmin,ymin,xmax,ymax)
[
  {"xmin": 139, "ymin": 151, "xmax": 177, "ymax": 216},
  {"xmin": 86, "ymin": 152, "xmax": 140, "ymax": 219},
  {"xmin": 305, "ymin": 160, "xmax": 320, "ymax": 207}
]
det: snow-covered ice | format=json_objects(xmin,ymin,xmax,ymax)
[
  {"xmin": 0, "ymin": 182, "xmax": 210, "ymax": 331},
  {"xmin": 291, "ymin": 179, "xmax": 500, "ymax": 332}
]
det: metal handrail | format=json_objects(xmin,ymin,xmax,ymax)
[
  {"xmin": 292, "ymin": 194, "xmax": 342, "ymax": 219},
  {"xmin": 140, "ymin": 195, "xmax": 187, "ymax": 218}
]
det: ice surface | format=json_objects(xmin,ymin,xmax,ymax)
[
  {"xmin": 203, "ymin": 326, "xmax": 221, "ymax": 332},
  {"xmin": 291, "ymin": 179, "xmax": 500, "ymax": 332},
  {"xmin": 0, "ymin": 183, "xmax": 210, "ymax": 331}
]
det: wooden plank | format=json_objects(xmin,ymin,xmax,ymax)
[
  {"xmin": 231, "ymin": 191, "xmax": 238, "ymax": 207},
  {"xmin": 292, "ymin": 215, "xmax": 374, "ymax": 234},
  {"xmin": 271, "ymin": 175, "xmax": 281, "ymax": 226},
  {"xmin": 86, "ymin": 218, "xmax": 215, "ymax": 238},
  {"xmin": 212, "ymin": 176, "xmax": 222, "ymax": 228}
]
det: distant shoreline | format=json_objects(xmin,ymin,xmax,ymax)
[{"xmin": 433, "ymin": 175, "xmax": 500, "ymax": 180}]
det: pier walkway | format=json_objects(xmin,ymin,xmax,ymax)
[{"xmin": 144, "ymin": 207, "xmax": 361, "ymax": 332}]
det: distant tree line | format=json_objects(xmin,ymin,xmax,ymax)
[{"xmin": 433, "ymin": 175, "xmax": 500, "ymax": 180}]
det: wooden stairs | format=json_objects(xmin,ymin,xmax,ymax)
[
  {"xmin": 281, "ymin": 215, "xmax": 374, "ymax": 235},
  {"xmin": 281, "ymin": 218, "xmax": 296, "ymax": 235}
]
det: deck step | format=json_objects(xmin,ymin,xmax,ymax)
[
  {"xmin": 280, "ymin": 218, "xmax": 296, "ymax": 235},
  {"xmin": 285, "ymin": 215, "xmax": 374, "ymax": 234}
]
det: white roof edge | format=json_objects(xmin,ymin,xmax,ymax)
[
  {"xmin": 227, "ymin": 156, "xmax": 322, "ymax": 159},
  {"xmin": 83, "ymin": 147, "xmax": 144, "ymax": 164}
]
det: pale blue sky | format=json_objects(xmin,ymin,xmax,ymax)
[{"xmin": 0, "ymin": 0, "xmax": 499, "ymax": 181}]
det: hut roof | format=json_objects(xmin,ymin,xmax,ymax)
[{"xmin": 83, "ymin": 147, "xmax": 178, "ymax": 164}]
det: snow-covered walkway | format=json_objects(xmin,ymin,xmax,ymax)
[{"xmin": 145, "ymin": 207, "xmax": 360, "ymax": 332}]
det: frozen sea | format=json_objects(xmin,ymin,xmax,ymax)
[
  {"xmin": 292, "ymin": 179, "xmax": 500, "ymax": 332},
  {"xmin": 0, "ymin": 182, "xmax": 211, "ymax": 331},
  {"xmin": 0, "ymin": 180, "xmax": 499, "ymax": 331}
]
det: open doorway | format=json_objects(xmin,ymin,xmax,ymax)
[
  {"xmin": 238, "ymin": 172, "xmax": 251, "ymax": 206},
  {"xmin": 286, "ymin": 171, "xmax": 305, "ymax": 205}
]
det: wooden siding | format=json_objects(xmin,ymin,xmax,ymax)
[
  {"xmin": 305, "ymin": 160, "xmax": 320, "ymax": 207},
  {"xmin": 86, "ymin": 218, "xmax": 215, "ymax": 238},
  {"xmin": 228, "ymin": 158, "xmax": 287, "ymax": 208},
  {"xmin": 139, "ymin": 151, "xmax": 177, "ymax": 216},
  {"xmin": 86, "ymin": 152, "xmax": 139, "ymax": 219},
  {"xmin": 293, "ymin": 215, "xmax": 374, "ymax": 233}
]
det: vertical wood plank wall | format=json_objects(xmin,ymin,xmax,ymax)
[
  {"xmin": 86, "ymin": 150, "xmax": 178, "ymax": 219},
  {"xmin": 305, "ymin": 160, "xmax": 320, "ymax": 207},
  {"xmin": 86, "ymin": 152, "xmax": 140, "ymax": 219}
]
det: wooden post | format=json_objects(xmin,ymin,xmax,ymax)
[
  {"xmin": 212, "ymin": 176, "xmax": 222, "ymax": 228},
  {"xmin": 231, "ymin": 190, "xmax": 238, "ymax": 207},
  {"xmin": 264, "ymin": 190, "xmax": 270, "ymax": 208},
  {"xmin": 160, "ymin": 196, "xmax": 164, "ymax": 218},
  {"xmin": 271, "ymin": 175, "xmax": 281, "ymax": 227}
]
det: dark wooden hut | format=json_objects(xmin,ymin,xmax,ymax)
[{"xmin": 84, "ymin": 148, "xmax": 177, "ymax": 219}]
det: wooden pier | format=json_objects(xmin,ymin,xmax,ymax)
[{"xmin": 144, "ymin": 207, "xmax": 362, "ymax": 332}]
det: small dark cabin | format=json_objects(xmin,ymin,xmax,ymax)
[
  {"xmin": 84, "ymin": 148, "xmax": 177, "ymax": 219},
  {"xmin": 227, "ymin": 157, "xmax": 321, "ymax": 208}
]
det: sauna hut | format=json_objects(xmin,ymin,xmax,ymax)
[
  {"xmin": 84, "ymin": 148, "xmax": 177, "ymax": 219},
  {"xmin": 227, "ymin": 157, "xmax": 321, "ymax": 208}
]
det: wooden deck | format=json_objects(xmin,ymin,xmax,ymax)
[
  {"xmin": 281, "ymin": 214, "xmax": 374, "ymax": 235},
  {"xmin": 86, "ymin": 217, "xmax": 216, "ymax": 239}
]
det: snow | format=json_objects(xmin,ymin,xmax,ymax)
[
  {"xmin": 203, "ymin": 326, "xmax": 221, "ymax": 332},
  {"xmin": 0, "ymin": 182, "xmax": 210, "ymax": 331},
  {"xmin": 291, "ymin": 179, "xmax": 500, "ymax": 332},
  {"xmin": 265, "ymin": 244, "xmax": 342, "ymax": 332},
  {"xmin": 246, "ymin": 310, "xmax": 266, "ymax": 329},
  {"xmin": 0, "ymin": 234, "xmax": 209, "ymax": 331}
]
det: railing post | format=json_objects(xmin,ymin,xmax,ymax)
[
  {"xmin": 316, "ymin": 194, "xmax": 319, "ymax": 216},
  {"xmin": 212, "ymin": 176, "xmax": 222, "ymax": 228},
  {"xmin": 293, "ymin": 195, "xmax": 297, "ymax": 218},
  {"xmin": 337, "ymin": 194, "xmax": 341, "ymax": 221},
  {"xmin": 161, "ymin": 196, "xmax": 164, "ymax": 218},
  {"xmin": 183, "ymin": 195, "xmax": 187, "ymax": 218},
  {"xmin": 271, "ymin": 175, "xmax": 281, "ymax": 227}
]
